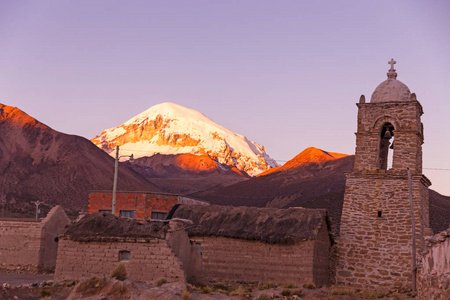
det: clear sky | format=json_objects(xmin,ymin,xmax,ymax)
[{"xmin": 1, "ymin": 1, "xmax": 450, "ymax": 195}]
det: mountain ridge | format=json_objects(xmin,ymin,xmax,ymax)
[
  {"xmin": 91, "ymin": 102, "xmax": 278, "ymax": 176},
  {"xmin": 0, "ymin": 103, "xmax": 159, "ymax": 216}
]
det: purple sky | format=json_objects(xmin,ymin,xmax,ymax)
[{"xmin": 1, "ymin": 1, "xmax": 450, "ymax": 195}]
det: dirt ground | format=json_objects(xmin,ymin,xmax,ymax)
[
  {"xmin": 0, "ymin": 272, "xmax": 53, "ymax": 286},
  {"xmin": 0, "ymin": 272, "xmax": 414, "ymax": 300}
]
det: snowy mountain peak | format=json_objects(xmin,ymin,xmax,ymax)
[{"xmin": 91, "ymin": 103, "xmax": 278, "ymax": 176}]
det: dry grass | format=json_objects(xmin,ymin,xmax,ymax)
[
  {"xmin": 357, "ymin": 289, "xmax": 387, "ymax": 298},
  {"xmin": 257, "ymin": 282, "xmax": 278, "ymax": 290},
  {"xmin": 76, "ymin": 277, "xmax": 109, "ymax": 296},
  {"xmin": 182, "ymin": 290, "xmax": 191, "ymax": 300},
  {"xmin": 156, "ymin": 277, "xmax": 167, "ymax": 286},
  {"xmin": 280, "ymin": 282, "xmax": 297, "ymax": 288},
  {"xmin": 201, "ymin": 286, "xmax": 212, "ymax": 294},
  {"xmin": 105, "ymin": 282, "xmax": 130, "ymax": 298},
  {"xmin": 292, "ymin": 288, "xmax": 303, "ymax": 296},
  {"xmin": 329, "ymin": 285, "xmax": 356, "ymax": 296},
  {"xmin": 281, "ymin": 289, "xmax": 292, "ymax": 296},
  {"xmin": 110, "ymin": 264, "xmax": 127, "ymax": 281},
  {"xmin": 303, "ymin": 282, "xmax": 316, "ymax": 289}
]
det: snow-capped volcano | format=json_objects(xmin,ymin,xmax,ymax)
[{"xmin": 91, "ymin": 102, "xmax": 278, "ymax": 176}]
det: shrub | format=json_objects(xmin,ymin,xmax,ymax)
[
  {"xmin": 358, "ymin": 289, "xmax": 386, "ymax": 298},
  {"xmin": 281, "ymin": 282, "xmax": 297, "ymax": 288},
  {"xmin": 230, "ymin": 285, "xmax": 247, "ymax": 296},
  {"xmin": 201, "ymin": 286, "xmax": 212, "ymax": 294},
  {"xmin": 182, "ymin": 290, "xmax": 191, "ymax": 300},
  {"xmin": 292, "ymin": 288, "xmax": 303, "ymax": 296},
  {"xmin": 40, "ymin": 288, "xmax": 51, "ymax": 297},
  {"xmin": 303, "ymin": 282, "xmax": 316, "ymax": 289},
  {"xmin": 257, "ymin": 282, "xmax": 278, "ymax": 290},
  {"xmin": 111, "ymin": 264, "xmax": 127, "ymax": 281},
  {"xmin": 156, "ymin": 277, "xmax": 167, "ymax": 286},
  {"xmin": 281, "ymin": 289, "xmax": 292, "ymax": 296},
  {"xmin": 212, "ymin": 283, "xmax": 230, "ymax": 294},
  {"xmin": 329, "ymin": 285, "xmax": 355, "ymax": 296}
]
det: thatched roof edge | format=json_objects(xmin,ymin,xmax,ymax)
[{"xmin": 171, "ymin": 205, "xmax": 331, "ymax": 244}]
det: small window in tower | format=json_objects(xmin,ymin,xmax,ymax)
[
  {"xmin": 377, "ymin": 211, "xmax": 382, "ymax": 218},
  {"xmin": 119, "ymin": 250, "xmax": 130, "ymax": 261}
]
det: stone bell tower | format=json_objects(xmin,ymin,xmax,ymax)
[{"xmin": 336, "ymin": 60, "xmax": 432, "ymax": 291}]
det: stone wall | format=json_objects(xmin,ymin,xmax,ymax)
[
  {"xmin": 0, "ymin": 220, "xmax": 42, "ymax": 271},
  {"xmin": 190, "ymin": 223, "xmax": 331, "ymax": 286},
  {"xmin": 337, "ymin": 174, "xmax": 430, "ymax": 290},
  {"xmin": 54, "ymin": 238, "xmax": 186, "ymax": 284},
  {"xmin": 0, "ymin": 206, "xmax": 69, "ymax": 272},
  {"xmin": 417, "ymin": 229, "xmax": 450, "ymax": 299},
  {"xmin": 354, "ymin": 101, "xmax": 424, "ymax": 174}
]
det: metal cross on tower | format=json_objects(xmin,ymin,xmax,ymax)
[{"xmin": 388, "ymin": 58, "xmax": 396, "ymax": 70}]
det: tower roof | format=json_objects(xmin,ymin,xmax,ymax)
[{"xmin": 370, "ymin": 59, "xmax": 411, "ymax": 103}]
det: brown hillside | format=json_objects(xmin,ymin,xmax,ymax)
[
  {"xmin": 192, "ymin": 147, "xmax": 450, "ymax": 235},
  {"xmin": 125, "ymin": 153, "xmax": 248, "ymax": 195},
  {"xmin": 258, "ymin": 147, "xmax": 348, "ymax": 177},
  {"xmin": 0, "ymin": 104, "xmax": 159, "ymax": 217}
]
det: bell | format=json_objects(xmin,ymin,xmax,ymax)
[{"xmin": 383, "ymin": 131, "xmax": 392, "ymax": 139}]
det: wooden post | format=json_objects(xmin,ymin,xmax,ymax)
[{"xmin": 407, "ymin": 167, "xmax": 416, "ymax": 296}]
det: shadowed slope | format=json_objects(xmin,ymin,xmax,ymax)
[
  {"xmin": 0, "ymin": 104, "xmax": 158, "ymax": 216},
  {"xmin": 192, "ymin": 147, "xmax": 450, "ymax": 235},
  {"xmin": 125, "ymin": 153, "xmax": 248, "ymax": 195}
]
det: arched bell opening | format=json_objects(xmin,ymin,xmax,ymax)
[{"xmin": 377, "ymin": 122, "xmax": 395, "ymax": 170}]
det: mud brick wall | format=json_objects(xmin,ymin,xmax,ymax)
[
  {"xmin": 337, "ymin": 174, "xmax": 430, "ymax": 291},
  {"xmin": 88, "ymin": 191, "xmax": 208, "ymax": 219},
  {"xmin": 191, "ymin": 233, "xmax": 330, "ymax": 286},
  {"xmin": 39, "ymin": 206, "xmax": 71, "ymax": 272},
  {"xmin": 0, "ymin": 206, "xmax": 69, "ymax": 272},
  {"xmin": 0, "ymin": 220, "xmax": 42, "ymax": 271},
  {"xmin": 418, "ymin": 229, "xmax": 450, "ymax": 299},
  {"xmin": 54, "ymin": 239, "xmax": 186, "ymax": 284}
]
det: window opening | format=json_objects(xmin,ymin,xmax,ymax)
[
  {"xmin": 378, "ymin": 123, "xmax": 394, "ymax": 170},
  {"xmin": 377, "ymin": 211, "xmax": 382, "ymax": 218},
  {"xmin": 119, "ymin": 210, "xmax": 135, "ymax": 218},
  {"xmin": 151, "ymin": 211, "xmax": 168, "ymax": 220},
  {"xmin": 119, "ymin": 250, "xmax": 130, "ymax": 261}
]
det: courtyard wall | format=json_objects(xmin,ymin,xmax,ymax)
[
  {"xmin": 54, "ymin": 238, "xmax": 186, "ymax": 284},
  {"xmin": 0, "ymin": 205, "xmax": 69, "ymax": 272},
  {"xmin": 417, "ymin": 229, "xmax": 450, "ymax": 299}
]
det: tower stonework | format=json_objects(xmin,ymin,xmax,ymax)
[{"xmin": 336, "ymin": 61, "xmax": 432, "ymax": 291}]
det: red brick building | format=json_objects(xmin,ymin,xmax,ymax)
[{"xmin": 88, "ymin": 191, "xmax": 209, "ymax": 220}]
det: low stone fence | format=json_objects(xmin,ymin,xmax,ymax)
[{"xmin": 417, "ymin": 228, "xmax": 450, "ymax": 299}]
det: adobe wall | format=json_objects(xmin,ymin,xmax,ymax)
[
  {"xmin": 39, "ymin": 206, "xmax": 71, "ymax": 272},
  {"xmin": 417, "ymin": 229, "xmax": 450, "ymax": 299},
  {"xmin": 54, "ymin": 239, "xmax": 186, "ymax": 284},
  {"xmin": 313, "ymin": 221, "xmax": 332, "ymax": 286},
  {"xmin": 0, "ymin": 220, "xmax": 42, "ymax": 271},
  {"xmin": 0, "ymin": 206, "xmax": 69, "ymax": 272},
  {"xmin": 190, "ymin": 236, "xmax": 328, "ymax": 286},
  {"xmin": 337, "ymin": 174, "xmax": 429, "ymax": 291},
  {"xmin": 166, "ymin": 220, "xmax": 204, "ymax": 284}
]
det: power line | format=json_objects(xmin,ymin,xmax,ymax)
[{"xmin": 111, "ymin": 148, "xmax": 450, "ymax": 171}]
